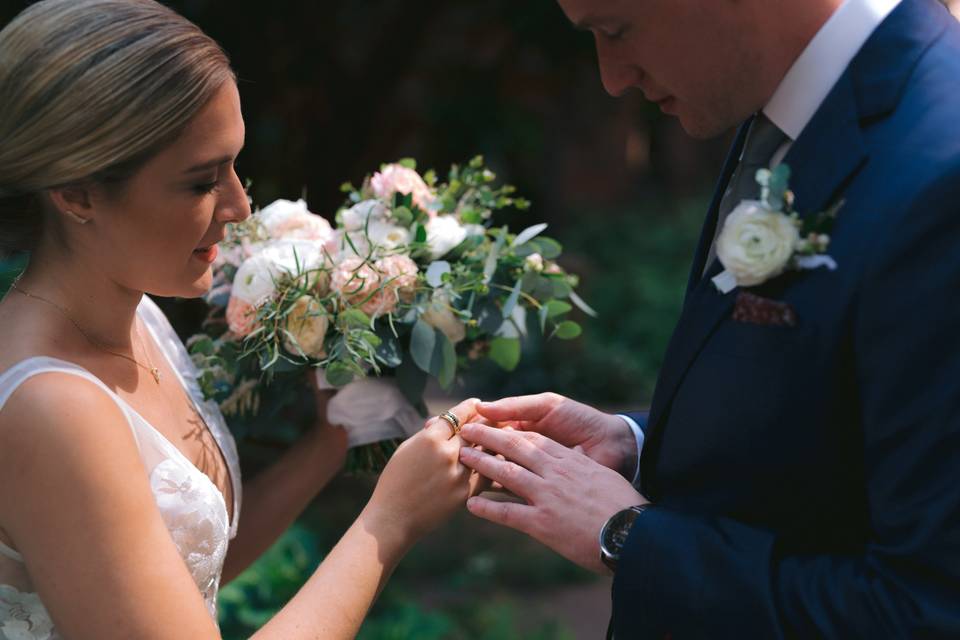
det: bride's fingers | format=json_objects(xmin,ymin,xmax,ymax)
[{"xmin": 423, "ymin": 398, "xmax": 480, "ymax": 439}]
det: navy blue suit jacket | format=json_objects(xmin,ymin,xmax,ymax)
[{"xmin": 613, "ymin": 1, "xmax": 960, "ymax": 637}]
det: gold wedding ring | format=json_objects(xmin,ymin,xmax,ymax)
[{"xmin": 438, "ymin": 410, "xmax": 461, "ymax": 436}]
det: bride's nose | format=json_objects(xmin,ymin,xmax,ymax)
[{"xmin": 215, "ymin": 165, "xmax": 252, "ymax": 224}]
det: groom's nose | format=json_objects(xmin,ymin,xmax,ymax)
[{"xmin": 596, "ymin": 46, "xmax": 641, "ymax": 98}]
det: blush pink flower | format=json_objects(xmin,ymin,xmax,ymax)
[
  {"xmin": 377, "ymin": 254, "xmax": 419, "ymax": 302},
  {"xmin": 226, "ymin": 296, "xmax": 259, "ymax": 337},
  {"xmin": 370, "ymin": 164, "xmax": 437, "ymax": 214},
  {"xmin": 331, "ymin": 256, "xmax": 397, "ymax": 317}
]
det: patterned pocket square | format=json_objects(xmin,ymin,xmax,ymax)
[{"xmin": 732, "ymin": 291, "xmax": 798, "ymax": 328}]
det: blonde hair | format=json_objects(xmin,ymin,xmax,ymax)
[{"xmin": 0, "ymin": 0, "xmax": 235, "ymax": 255}]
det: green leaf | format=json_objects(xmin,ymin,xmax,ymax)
[
  {"xmin": 410, "ymin": 319, "xmax": 436, "ymax": 374},
  {"xmin": 568, "ymin": 290, "xmax": 598, "ymax": 318},
  {"xmin": 359, "ymin": 330, "xmax": 382, "ymax": 348},
  {"xmin": 438, "ymin": 332, "xmax": 456, "ymax": 389},
  {"xmin": 501, "ymin": 278, "xmax": 523, "ymax": 319},
  {"xmin": 530, "ymin": 237, "xmax": 562, "ymax": 260},
  {"xmin": 545, "ymin": 300, "xmax": 572, "ymax": 318},
  {"xmin": 488, "ymin": 337, "xmax": 521, "ymax": 371},
  {"xmin": 483, "ymin": 227, "xmax": 507, "ymax": 283},
  {"xmin": 551, "ymin": 277, "xmax": 573, "ymax": 299},
  {"xmin": 554, "ymin": 321, "xmax": 582, "ymax": 340},
  {"xmin": 511, "ymin": 223, "xmax": 548, "ymax": 248},
  {"xmin": 393, "ymin": 206, "xmax": 414, "ymax": 227},
  {"xmin": 414, "ymin": 223, "xmax": 428, "ymax": 244},
  {"xmin": 398, "ymin": 157, "xmax": 417, "ymax": 170},
  {"xmin": 325, "ymin": 361, "xmax": 355, "ymax": 387},
  {"xmin": 539, "ymin": 304, "xmax": 550, "ymax": 333},
  {"xmin": 341, "ymin": 309, "xmax": 371, "ymax": 328}
]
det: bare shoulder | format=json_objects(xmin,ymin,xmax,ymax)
[{"xmin": 0, "ymin": 372, "xmax": 219, "ymax": 638}]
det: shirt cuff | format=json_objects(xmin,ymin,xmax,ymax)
[{"xmin": 617, "ymin": 414, "xmax": 645, "ymax": 486}]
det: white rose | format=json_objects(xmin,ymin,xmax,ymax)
[
  {"xmin": 421, "ymin": 291, "xmax": 466, "ymax": 344},
  {"xmin": 258, "ymin": 199, "xmax": 334, "ymax": 243},
  {"xmin": 341, "ymin": 199, "xmax": 389, "ymax": 231},
  {"xmin": 716, "ymin": 201, "xmax": 800, "ymax": 287},
  {"xmin": 426, "ymin": 215, "xmax": 468, "ymax": 260},
  {"xmin": 283, "ymin": 295, "xmax": 329, "ymax": 358}
]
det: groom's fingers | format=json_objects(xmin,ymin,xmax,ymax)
[
  {"xmin": 477, "ymin": 393, "xmax": 559, "ymax": 423},
  {"xmin": 460, "ymin": 422, "xmax": 568, "ymax": 470},
  {"xmin": 466, "ymin": 495, "xmax": 537, "ymax": 535},
  {"xmin": 458, "ymin": 446, "xmax": 543, "ymax": 501}
]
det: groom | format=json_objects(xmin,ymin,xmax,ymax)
[{"xmin": 457, "ymin": 0, "xmax": 960, "ymax": 637}]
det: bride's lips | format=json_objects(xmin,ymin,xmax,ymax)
[{"xmin": 192, "ymin": 244, "xmax": 219, "ymax": 264}]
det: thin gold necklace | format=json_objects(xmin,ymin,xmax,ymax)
[{"xmin": 9, "ymin": 280, "xmax": 162, "ymax": 384}]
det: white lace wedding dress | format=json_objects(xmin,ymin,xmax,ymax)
[{"xmin": 0, "ymin": 296, "xmax": 242, "ymax": 640}]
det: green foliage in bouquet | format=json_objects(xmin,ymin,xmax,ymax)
[{"xmin": 188, "ymin": 157, "xmax": 592, "ymax": 471}]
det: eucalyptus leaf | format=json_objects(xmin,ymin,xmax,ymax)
[
  {"xmin": 396, "ymin": 357, "xmax": 428, "ymax": 408},
  {"xmin": 410, "ymin": 319, "xmax": 436, "ymax": 374},
  {"xmin": 483, "ymin": 227, "xmax": 506, "ymax": 283},
  {"xmin": 511, "ymin": 223, "xmax": 548, "ymax": 248},
  {"xmin": 501, "ymin": 278, "xmax": 523, "ymax": 319},
  {"xmin": 488, "ymin": 337, "xmax": 521, "ymax": 371},
  {"xmin": 341, "ymin": 309, "xmax": 371, "ymax": 328},
  {"xmin": 325, "ymin": 361, "xmax": 355, "ymax": 387},
  {"xmin": 545, "ymin": 300, "xmax": 573, "ymax": 318},
  {"xmin": 438, "ymin": 332, "xmax": 457, "ymax": 389},
  {"xmin": 554, "ymin": 321, "xmax": 582, "ymax": 340},
  {"xmin": 426, "ymin": 261, "xmax": 452, "ymax": 288},
  {"xmin": 530, "ymin": 237, "xmax": 562, "ymax": 260},
  {"xmin": 568, "ymin": 291, "xmax": 599, "ymax": 318}
]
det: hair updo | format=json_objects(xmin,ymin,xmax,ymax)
[{"xmin": 0, "ymin": 0, "xmax": 235, "ymax": 256}]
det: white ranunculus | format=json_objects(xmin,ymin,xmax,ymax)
[
  {"xmin": 231, "ymin": 240, "xmax": 324, "ymax": 305},
  {"xmin": 426, "ymin": 215, "xmax": 468, "ymax": 259},
  {"xmin": 341, "ymin": 199, "xmax": 390, "ymax": 232},
  {"xmin": 283, "ymin": 295, "xmax": 329, "ymax": 358},
  {"xmin": 421, "ymin": 291, "xmax": 466, "ymax": 344},
  {"xmin": 716, "ymin": 201, "xmax": 800, "ymax": 287},
  {"xmin": 366, "ymin": 219, "xmax": 411, "ymax": 250},
  {"xmin": 257, "ymin": 199, "xmax": 334, "ymax": 243}
]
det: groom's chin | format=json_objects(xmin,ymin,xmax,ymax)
[{"xmin": 675, "ymin": 112, "xmax": 739, "ymax": 141}]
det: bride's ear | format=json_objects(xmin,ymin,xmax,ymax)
[{"xmin": 47, "ymin": 184, "xmax": 95, "ymax": 225}]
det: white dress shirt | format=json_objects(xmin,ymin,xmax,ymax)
[
  {"xmin": 623, "ymin": 0, "xmax": 902, "ymax": 486},
  {"xmin": 767, "ymin": 0, "xmax": 902, "ymax": 165}
]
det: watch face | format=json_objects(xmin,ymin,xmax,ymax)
[{"xmin": 602, "ymin": 507, "xmax": 641, "ymax": 555}]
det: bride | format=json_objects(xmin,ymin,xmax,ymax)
[{"xmin": 0, "ymin": 1, "xmax": 485, "ymax": 638}]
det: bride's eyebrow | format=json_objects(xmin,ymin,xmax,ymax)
[{"xmin": 183, "ymin": 155, "xmax": 233, "ymax": 175}]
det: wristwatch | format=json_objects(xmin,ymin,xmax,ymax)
[{"xmin": 599, "ymin": 504, "xmax": 650, "ymax": 572}]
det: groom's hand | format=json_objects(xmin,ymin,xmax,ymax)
[
  {"xmin": 458, "ymin": 423, "xmax": 647, "ymax": 575},
  {"xmin": 476, "ymin": 393, "xmax": 638, "ymax": 480}
]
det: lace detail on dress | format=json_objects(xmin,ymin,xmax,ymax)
[
  {"xmin": 0, "ymin": 586, "xmax": 54, "ymax": 640},
  {"xmin": 151, "ymin": 459, "xmax": 229, "ymax": 618}
]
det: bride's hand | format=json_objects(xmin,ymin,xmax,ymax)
[{"xmin": 363, "ymin": 398, "xmax": 484, "ymax": 549}]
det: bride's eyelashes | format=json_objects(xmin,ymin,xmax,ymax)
[{"xmin": 192, "ymin": 179, "xmax": 220, "ymax": 195}]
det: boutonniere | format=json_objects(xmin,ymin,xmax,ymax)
[{"xmin": 712, "ymin": 164, "xmax": 842, "ymax": 294}]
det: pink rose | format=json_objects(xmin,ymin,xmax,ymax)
[{"xmin": 370, "ymin": 164, "xmax": 437, "ymax": 214}]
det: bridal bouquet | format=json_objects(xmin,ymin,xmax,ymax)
[{"xmin": 188, "ymin": 157, "xmax": 592, "ymax": 470}]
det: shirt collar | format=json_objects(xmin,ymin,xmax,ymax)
[{"xmin": 763, "ymin": 0, "xmax": 902, "ymax": 141}]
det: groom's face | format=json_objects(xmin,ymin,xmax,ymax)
[{"xmin": 557, "ymin": 0, "xmax": 781, "ymax": 138}]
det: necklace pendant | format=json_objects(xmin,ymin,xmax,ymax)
[{"xmin": 150, "ymin": 367, "xmax": 162, "ymax": 384}]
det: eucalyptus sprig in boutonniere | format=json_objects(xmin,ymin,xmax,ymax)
[{"xmin": 712, "ymin": 164, "xmax": 842, "ymax": 294}]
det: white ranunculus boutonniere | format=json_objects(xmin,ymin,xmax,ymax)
[{"xmin": 712, "ymin": 165, "xmax": 841, "ymax": 294}]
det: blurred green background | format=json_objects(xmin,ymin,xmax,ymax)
[{"xmin": 0, "ymin": 0, "xmax": 735, "ymax": 637}]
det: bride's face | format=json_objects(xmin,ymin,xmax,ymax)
[{"xmin": 88, "ymin": 80, "xmax": 249, "ymax": 299}]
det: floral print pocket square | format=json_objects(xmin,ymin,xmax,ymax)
[{"xmin": 732, "ymin": 291, "xmax": 798, "ymax": 328}]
